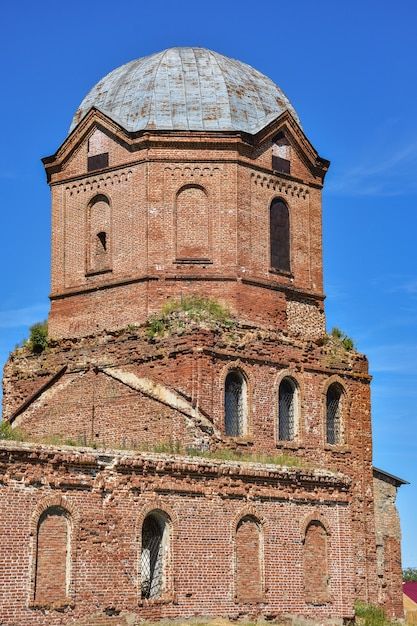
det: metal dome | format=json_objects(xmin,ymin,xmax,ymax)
[{"xmin": 70, "ymin": 47, "xmax": 300, "ymax": 135}]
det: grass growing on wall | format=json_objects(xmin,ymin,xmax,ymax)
[
  {"xmin": 355, "ymin": 601, "xmax": 390, "ymax": 626},
  {"xmin": 147, "ymin": 296, "xmax": 235, "ymax": 338},
  {"xmin": 0, "ymin": 421, "xmax": 26, "ymax": 441}
]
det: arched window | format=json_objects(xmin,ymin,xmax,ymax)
[
  {"xmin": 34, "ymin": 507, "xmax": 70, "ymax": 605},
  {"xmin": 278, "ymin": 377, "xmax": 297, "ymax": 441},
  {"xmin": 235, "ymin": 516, "xmax": 263, "ymax": 602},
  {"xmin": 141, "ymin": 512, "xmax": 169, "ymax": 600},
  {"xmin": 272, "ymin": 132, "xmax": 291, "ymax": 174},
  {"xmin": 225, "ymin": 371, "xmax": 247, "ymax": 437},
  {"xmin": 326, "ymin": 382, "xmax": 343, "ymax": 445},
  {"xmin": 270, "ymin": 199, "xmax": 290, "ymax": 273},
  {"xmin": 87, "ymin": 194, "xmax": 111, "ymax": 274},
  {"xmin": 303, "ymin": 520, "xmax": 329, "ymax": 604}
]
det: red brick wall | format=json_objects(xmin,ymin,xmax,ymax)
[
  {"xmin": 0, "ymin": 442, "xmax": 355, "ymax": 625},
  {"xmin": 235, "ymin": 516, "xmax": 263, "ymax": 602},
  {"xmin": 303, "ymin": 521, "xmax": 329, "ymax": 605},
  {"xmin": 34, "ymin": 508, "xmax": 68, "ymax": 606},
  {"xmin": 45, "ymin": 115, "xmax": 326, "ymax": 340},
  {"xmin": 2, "ymin": 324, "xmax": 380, "ymax": 616},
  {"xmin": 373, "ymin": 471, "xmax": 405, "ymax": 619}
]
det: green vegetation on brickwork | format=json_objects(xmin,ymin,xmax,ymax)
[
  {"xmin": 355, "ymin": 601, "xmax": 391, "ymax": 626},
  {"xmin": 323, "ymin": 326, "xmax": 355, "ymax": 351},
  {"xmin": 149, "ymin": 438, "xmax": 304, "ymax": 467},
  {"xmin": 0, "ymin": 427, "xmax": 304, "ymax": 467},
  {"xmin": 0, "ymin": 421, "xmax": 26, "ymax": 441},
  {"xmin": 146, "ymin": 296, "xmax": 235, "ymax": 338},
  {"xmin": 28, "ymin": 320, "xmax": 48, "ymax": 352}
]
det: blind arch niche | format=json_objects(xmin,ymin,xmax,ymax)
[{"xmin": 175, "ymin": 184, "xmax": 210, "ymax": 261}]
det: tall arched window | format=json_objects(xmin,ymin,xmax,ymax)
[
  {"xmin": 34, "ymin": 507, "xmax": 71, "ymax": 605},
  {"xmin": 303, "ymin": 520, "xmax": 329, "ymax": 604},
  {"xmin": 278, "ymin": 377, "xmax": 297, "ymax": 441},
  {"xmin": 225, "ymin": 371, "xmax": 247, "ymax": 437},
  {"xmin": 270, "ymin": 199, "xmax": 290, "ymax": 273},
  {"xmin": 235, "ymin": 516, "xmax": 263, "ymax": 602},
  {"xmin": 87, "ymin": 194, "xmax": 111, "ymax": 274},
  {"xmin": 141, "ymin": 512, "xmax": 170, "ymax": 600},
  {"xmin": 326, "ymin": 382, "xmax": 343, "ymax": 445}
]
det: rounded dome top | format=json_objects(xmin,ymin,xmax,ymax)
[{"xmin": 70, "ymin": 47, "xmax": 300, "ymax": 135}]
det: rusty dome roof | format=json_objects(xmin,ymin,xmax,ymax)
[{"xmin": 70, "ymin": 47, "xmax": 300, "ymax": 135}]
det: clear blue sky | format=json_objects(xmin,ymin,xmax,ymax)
[{"xmin": 1, "ymin": 0, "xmax": 416, "ymax": 568}]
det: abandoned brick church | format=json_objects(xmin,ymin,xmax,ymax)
[{"xmin": 1, "ymin": 48, "xmax": 406, "ymax": 625}]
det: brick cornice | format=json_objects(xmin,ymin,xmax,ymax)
[{"xmin": 0, "ymin": 441, "xmax": 351, "ymax": 495}]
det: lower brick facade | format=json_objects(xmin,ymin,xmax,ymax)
[
  {"xmin": 0, "ymin": 442, "xmax": 356, "ymax": 626},
  {"xmin": 0, "ymin": 324, "xmax": 406, "ymax": 624}
]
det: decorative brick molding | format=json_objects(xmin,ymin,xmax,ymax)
[
  {"xmin": 251, "ymin": 172, "xmax": 309, "ymax": 198},
  {"xmin": 65, "ymin": 170, "xmax": 133, "ymax": 195}
]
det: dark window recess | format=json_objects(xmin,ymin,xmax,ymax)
[
  {"xmin": 272, "ymin": 155, "xmax": 290, "ymax": 173},
  {"xmin": 141, "ymin": 516, "xmax": 164, "ymax": 599},
  {"xmin": 270, "ymin": 199, "xmax": 290, "ymax": 272},
  {"xmin": 225, "ymin": 372, "xmax": 245, "ymax": 437},
  {"xmin": 326, "ymin": 384, "xmax": 342, "ymax": 444},
  {"xmin": 272, "ymin": 132, "xmax": 290, "ymax": 173},
  {"xmin": 97, "ymin": 231, "xmax": 107, "ymax": 252},
  {"xmin": 279, "ymin": 378, "xmax": 295, "ymax": 441},
  {"xmin": 87, "ymin": 152, "xmax": 109, "ymax": 172}
]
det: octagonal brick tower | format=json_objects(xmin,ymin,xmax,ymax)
[{"xmin": 43, "ymin": 47, "xmax": 329, "ymax": 339}]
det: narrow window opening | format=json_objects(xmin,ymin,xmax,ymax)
[
  {"xmin": 279, "ymin": 377, "xmax": 296, "ymax": 441},
  {"xmin": 141, "ymin": 515, "xmax": 165, "ymax": 599},
  {"xmin": 97, "ymin": 231, "xmax": 107, "ymax": 252},
  {"xmin": 272, "ymin": 132, "xmax": 291, "ymax": 174},
  {"xmin": 87, "ymin": 152, "xmax": 109, "ymax": 172},
  {"xmin": 225, "ymin": 372, "xmax": 246, "ymax": 437},
  {"xmin": 270, "ymin": 199, "xmax": 290, "ymax": 273},
  {"xmin": 326, "ymin": 383, "xmax": 342, "ymax": 444}
]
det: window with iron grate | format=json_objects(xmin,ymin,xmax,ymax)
[
  {"xmin": 278, "ymin": 377, "xmax": 297, "ymax": 441},
  {"xmin": 225, "ymin": 371, "xmax": 247, "ymax": 437},
  {"xmin": 141, "ymin": 514, "xmax": 167, "ymax": 599},
  {"xmin": 326, "ymin": 383, "xmax": 343, "ymax": 445}
]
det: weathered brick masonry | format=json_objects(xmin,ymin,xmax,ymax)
[
  {"xmin": 1, "ymin": 47, "xmax": 406, "ymax": 624},
  {"xmin": 0, "ymin": 442, "xmax": 354, "ymax": 626}
]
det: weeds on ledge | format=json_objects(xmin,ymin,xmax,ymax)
[
  {"xmin": 187, "ymin": 447, "xmax": 304, "ymax": 467},
  {"xmin": 0, "ymin": 427, "xmax": 304, "ymax": 467},
  {"xmin": 146, "ymin": 296, "xmax": 235, "ymax": 338},
  {"xmin": 0, "ymin": 421, "xmax": 26, "ymax": 441},
  {"xmin": 145, "ymin": 439, "xmax": 304, "ymax": 467},
  {"xmin": 323, "ymin": 326, "xmax": 355, "ymax": 351}
]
